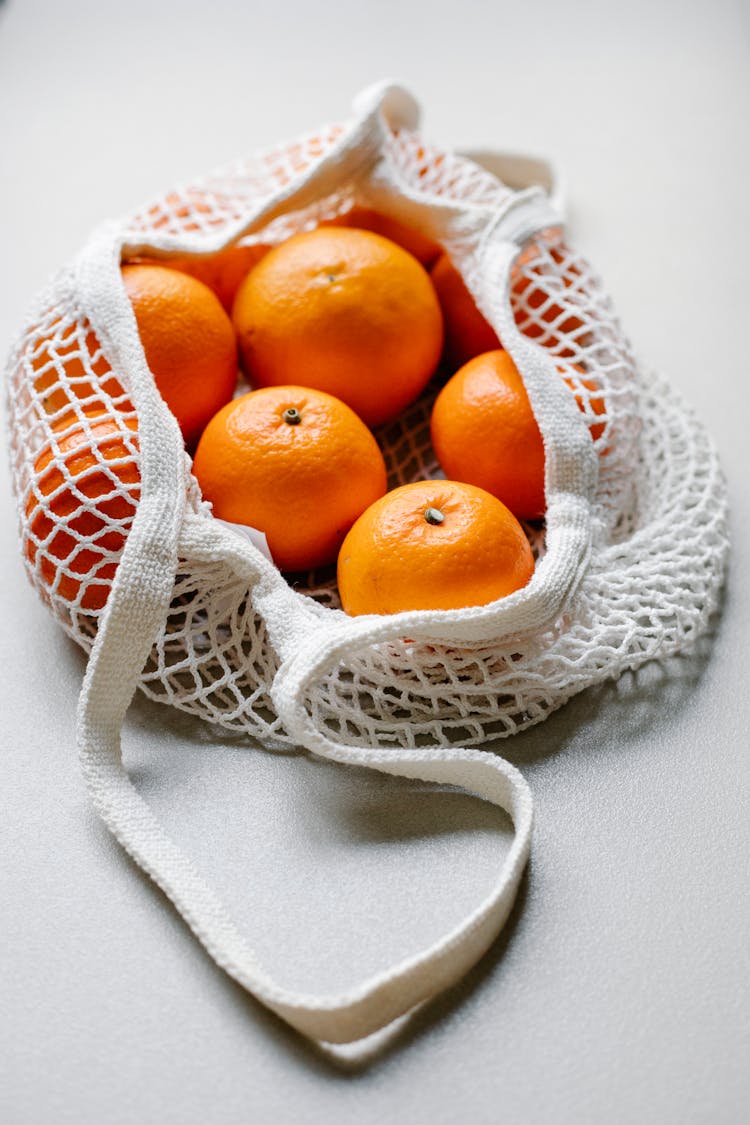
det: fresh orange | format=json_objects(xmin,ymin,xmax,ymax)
[
  {"xmin": 31, "ymin": 319, "xmax": 129, "ymax": 417},
  {"xmin": 431, "ymin": 351, "xmax": 607, "ymax": 521},
  {"xmin": 129, "ymin": 243, "xmax": 270, "ymax": 314},
  {"xmin": 232, "ymin": 227, "xmax": 444, "ymax": 428},
  {"xmin": 430, "ymin": 253, "xmax": 502, "ymax": 366},
  {"xmin": 430, "ymin": 245, "xmax": 588, "ymax": 367},
  {"xmin": 431, "ymin": 350, "xmax": 546, "ymax": 520},
  {"xmin": 325, "ymin": 208, "xmax": 442, "ymax": 268},
  {"xmin": 337, "ymin": 480, "xmax": 534, "ymax": 616},
  {"xmin": 192, "ymin": 385, "xmax": 388, "ymax": 572},
  {"xmin": 173, "ymin": 243, "xmax": 270, "ymax": 312},
  {"xmin": 121, "ymin": 264, "xmax": 238, "ymax": 448},
  {"xmin": 25, "ymin": 411, "xmax": 140, "ymax": 611}
]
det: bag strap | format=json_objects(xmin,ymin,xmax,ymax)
[
  {"xmin": 353, "ymin": 80, "xmax": 564, "ymax": 215},
  {"xmin": 69, "ymin": 83, "xmax": 535, "ymax": 1044},
  {"xmin": 459, "ymin": 148, "xmax": 565, "ymax": 217},
  {"xmin": 78, "ymin": 513, "xmax": 533, "ymax": 1044},
  {"xmin": 79, "ymin": 660, "xmax": 532, "ymax": 1042}
]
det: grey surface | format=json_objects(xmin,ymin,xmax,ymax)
[{"xmin": 1, "ymin": 0, "xmax": 749, "ymax": 1122}]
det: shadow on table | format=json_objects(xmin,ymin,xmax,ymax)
[
  {"xmin": 309, "ymin": 867, "xmax": 532, "ymax": 1074},
  {"xmin": 303, "ymin": 622, "xmax": 724, "ymax": 1071},
  {"xmin": 84, "ymin": 722, "xmax": 530, "ymax": 1077},
  {"xmin": 79, "ymin": 600, "xmax": 724, "ymax": 1074},
  {"xmin": 499, "ymin": 626, "xmax": 720, "ymax": 773}
]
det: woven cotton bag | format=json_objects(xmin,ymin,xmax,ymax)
[{"xmin": 5, "ymin": 82, "xmax": 728, "ymax": 1043}]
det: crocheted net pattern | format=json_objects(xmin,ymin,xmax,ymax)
[{"xmin": 6, "ymin": 118, "xmax": 728, "ymax": 752}]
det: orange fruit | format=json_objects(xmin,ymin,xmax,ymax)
[
  {"xmin": 232, "ymin": 227, "xmax": 444, "ymax": 428},
  {"xmin": 25, "ymin": 411, "xmax": 140, "ymax": 611},
  {"xmin": 129, "ymin": 243, "xmax": 271, "ymax": 314},
  {"xmin": 431, "ymin": 350, "xmax": 546, "ymax": 520},
  {"xmin": 121, "ymin": 264, "xmax": 238, "ymax": 448},
  {"xmin": 31, "ymin": 319, "xmax": 129, "ymax": 417},
  {"xmin": 172, "ymin": 243, "xmax": 270, "ymax": 312},
  {"xmin": 430, "ymin": 253, "xmax": 502, "ymax": 366},
  {"xmin": 431, "ymin": 352, "xmax": 607, "ymax": 521},
  {"xmin": 325, "ymin": 207, "xmax": 442, "ymax": 268},
  {"xmin": 192, "ymin": 385, "xmax": 388, "ymax": 571},
  {"xmin": 337, "ymin": 480, "xmax": 534, "ymax": 616}
]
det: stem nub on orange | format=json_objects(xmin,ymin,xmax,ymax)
[
  {"xmin": 337, "ymin": 480, "xmax": 534, "ymax": 616},
  {"xmin": 192, "ymin": 386, "xmax": 388, "ymax": 572},
  {"xmin": 25, "ymin": 412, "xmax": 140, "ymax": 612},
  {"xmin": 232, "ymin": 227, "xmax": 444, "ymax": 428}
]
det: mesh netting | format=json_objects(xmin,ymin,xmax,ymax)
[{"xmin": 5, "ymin": 111, "xmax": 727, "ymax": 755}]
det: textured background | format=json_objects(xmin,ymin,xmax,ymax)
[{"xmin": 1, "ymin": 1, "xmax": 748, "ymax": 1122}]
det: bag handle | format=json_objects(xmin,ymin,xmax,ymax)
[
  {"xmin": 78, "ymin": 515, "xmax": 533, "ymax": 1044},
  {"xmin": 79, "ymin": 661, "xmax": 532, "ymax": 1042},
  {"xmin": 460, "ymin": 149, "xmax": 565, "ymax": 217},
  {"xmin": 70, "ymin": 85, "xmax": 535, "ymax": 1045}
]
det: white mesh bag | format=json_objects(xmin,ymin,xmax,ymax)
[{"xmin": 5, "ymin": 82, "xmax": 728, "ymax": 1043}]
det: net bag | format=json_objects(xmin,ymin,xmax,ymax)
[{"xmin": 5, "ymin": 82, "xmax": 728, "ymax": 1043}]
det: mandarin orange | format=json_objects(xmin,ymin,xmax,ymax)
[
  {"xmin": 121, "ymin": 264, "xmax": 238, "ymax": 448},
  {"xmin": 431, "ymin": 352, "xmax": 608, "ymax": 521},
  {"xmin": 325, "ymin": 208, "xmax": 442, "ymax": 268},
  {"xmin": 511, "ymin": 250, "xmax": 587, "ymax": 358},
  {"xmin": 25, "ymin": 411, "xmax": 140, "ymax": 611},
  {"xmin": 192, "ymin": 386, "xmax": 387, "ymax": 572},
  {"xmin": 31, "ymin": 319, "xmax": 128, "ymax": 417},
  {"xmin": 430, "ymin": 253, "xmax": 502, "ymax": 366},
  {"xmin": 130, "ymin": 243, "xmax": 270, "ymax": 314},
  {"xmin": 431, "ymin": 350, "xmax": 546, "ymax": 520},
  {"xmin": 232, "ymin": 227, "xmax": 443, "ymax": 428},
  {"xmin": 337, "ymin": 480, "xmax": 534, "ymax": 616}
]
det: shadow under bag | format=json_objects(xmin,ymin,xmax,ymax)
[{"xmin": 5, "ymin": 82, "xmax": 728, "ymax": 1043}]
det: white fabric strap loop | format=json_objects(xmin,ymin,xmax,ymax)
[
  {"xmin": 460, "ymin": 148, "xmax": 565, "ymax": 216},
  {"xmin": 78, "ymin": 662, "xmax": 532, "ymax": 1043}
]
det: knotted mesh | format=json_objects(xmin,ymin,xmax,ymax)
[{"xmin": 5, "ymin": 113, "xmax": 727, "ymax": 753}]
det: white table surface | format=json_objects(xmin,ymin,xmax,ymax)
[{"xmin": 1, "ymin": 1, "xmax": 749, "ymax": 1122}]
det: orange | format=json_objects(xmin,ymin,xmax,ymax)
[
  {"xmin": 430, "ymin": 253, "xmax": 502, "ymax": 366},
  {"xmin": 337, "ymin": 480, "xmax": 534, "ymax": 616},
  {"xmin": 192, "ymin": 385, "xmax": 388, "ymax": 572},
  {"xmin": 431, "ymin": 350, "xmax": 546, "ymax": 520},
  {"xmin": 146, "ymin": 187, "xmax": 218, "ymax": 234},
  {"xmin": 121, "ymin": 264, "xmax": 238, "ymax": 448},
  {"xmin": 325, "ymin": 207, "xmax": 442, "ymax": 268},
  {"xmin": 431, "ymin": 352, "xmax": 608, "ymax": 521},
  {"xmin": 129, "ymin": 243, "xmax": 270, "ymax": 314},
  {"xmin": 171, "ymin": 243, "xmax": 270, "ymax": 312},
  {"xmin": 25, "ymin": 411, "xmax": 140, "ymax": 611},
  {"xmin": 429, "ymin": 245, "xmax": 588, "ymax": 367},
  {"xmin": 232, "ymin": 227, "xmax": 444, "ymax": 428},
  {"xmin": 31, "ymin": 319, "xmax": 129, "ymax": 418}
]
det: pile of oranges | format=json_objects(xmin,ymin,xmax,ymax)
[{"xmin": 26, "ymin": 211, "xmax": 604, "ymax": 616}]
